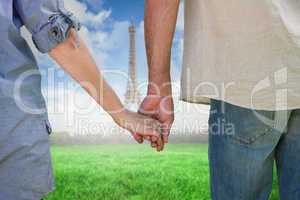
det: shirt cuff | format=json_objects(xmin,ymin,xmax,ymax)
[{"xmin": 32, "ymin": 11, "xmax": 81, "ymax": 53}]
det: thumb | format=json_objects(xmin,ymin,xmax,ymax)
[
  {"xmin": 131, "ymin": 133, "xmax": 144, "ymax": 144},
  {"xmin": 139, "ymin": 95, "xmax": 161, "ymax": 115}
]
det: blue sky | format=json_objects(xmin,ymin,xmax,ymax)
[
  {"xmin": 37, "ymin": 0, "xmax": 184, "ymax": 96},
  {"xmin": 23, "ymin": 0, "xmax": 186, "ymax": 133},
  {"xmin": 88, "ymin": 0, "xmax": 145, "ymax": 22}
]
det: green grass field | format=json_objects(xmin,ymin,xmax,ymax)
[{"xmin": 45, "ymin": 144, "xmax": 280, "ymax": 200}]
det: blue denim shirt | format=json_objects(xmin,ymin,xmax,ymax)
[
  {"xmin": 0, "ymin": 1, "xmax": 80, "ymax": 198},
  {"xmin": 0, "ymin": 0, "xmax": 80, "ymax": 123}
]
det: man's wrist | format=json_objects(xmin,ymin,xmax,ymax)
[
  {"xmin": 147, "ymin": 86, "xmax": 172, "ymax": 97},
  {"xmin": 148, "ymin": 74, "xmax": 172, "ymax": 96},
  {"xmin": 147, "ymin": 83, "xmax": 172, "ymax": 97}
]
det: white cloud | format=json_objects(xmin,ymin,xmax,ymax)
[
  {"xmin": 64, "ymin": 0, "xmax": 111, "ymax": 27},
  {"xmin": 64, "ymin": 1, "xmax": 133, "ymax": 71}
]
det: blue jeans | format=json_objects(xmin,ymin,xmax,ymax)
[{"xmin": 209, "ymin": 99, "xmax": 300, "ymax": 200}]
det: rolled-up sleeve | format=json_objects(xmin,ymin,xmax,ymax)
[{"xmin": 14, "ymin": 0, "xmax": 81, "ymax": 53}]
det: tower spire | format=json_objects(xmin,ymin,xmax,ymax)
[{"xmin": 124, "ymin": 21, "xmax": 141, "ymax": 109}]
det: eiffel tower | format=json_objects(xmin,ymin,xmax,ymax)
[{"xmin": 124, "ymin": 21, "xmax": 141, "ymax": 109}]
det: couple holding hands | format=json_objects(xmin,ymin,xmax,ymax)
[{"xmin": 1, "ymin": 0, "xmax": 300, "ymax": 200}]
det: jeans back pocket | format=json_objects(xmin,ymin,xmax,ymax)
[{"xmin": 209, "ymin": 99, "xmax": 275, "ymax": 145}]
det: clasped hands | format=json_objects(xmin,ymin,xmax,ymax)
[{"xmin": 115, "ymin": 95, "xmax": 174, "ymax": 152}]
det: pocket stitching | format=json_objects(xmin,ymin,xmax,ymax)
[{"xmin": 229, "ymin": 127, "xmax": 273, "ymax": 145}]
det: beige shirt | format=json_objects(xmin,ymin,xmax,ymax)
[{"xmin": 180, "ymin": 0, "xmax": 300, "ymax": 111}]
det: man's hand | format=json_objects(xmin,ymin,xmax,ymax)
[
  {"xmin": 132, "ymin": 0, "xmax": 178, "ymax": 149},
  {"xmin": 114, "ymin": 109, "xmax": 164, "ymax": 152},
  {"xmin": 138, "ymin": 93, "xmax": 174, "ymax": 145}
]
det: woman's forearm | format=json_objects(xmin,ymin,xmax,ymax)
[
  {"xmin": 49, "ymin": 29, "xmax": 125, "ymax": 121},
  {"xmin": 48, "ymin": 29, "xmax": 164, "ymax": 150}
]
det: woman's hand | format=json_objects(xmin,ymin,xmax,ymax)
[
  {"xmin": 49, "ymin": 31, "xmax": 164, "ymax": 150},
  {"xmin": 113, "ymin": 109, "xmax": 164, "ymax": 152}
]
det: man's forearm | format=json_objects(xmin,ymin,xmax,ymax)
[
  {"xmin": 145, "ymin": 0, "xmax": 180, "ymax": 95},
  {"xmin": 49, "ymin": 29, "xmax": 125, "ymax": 121}
]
